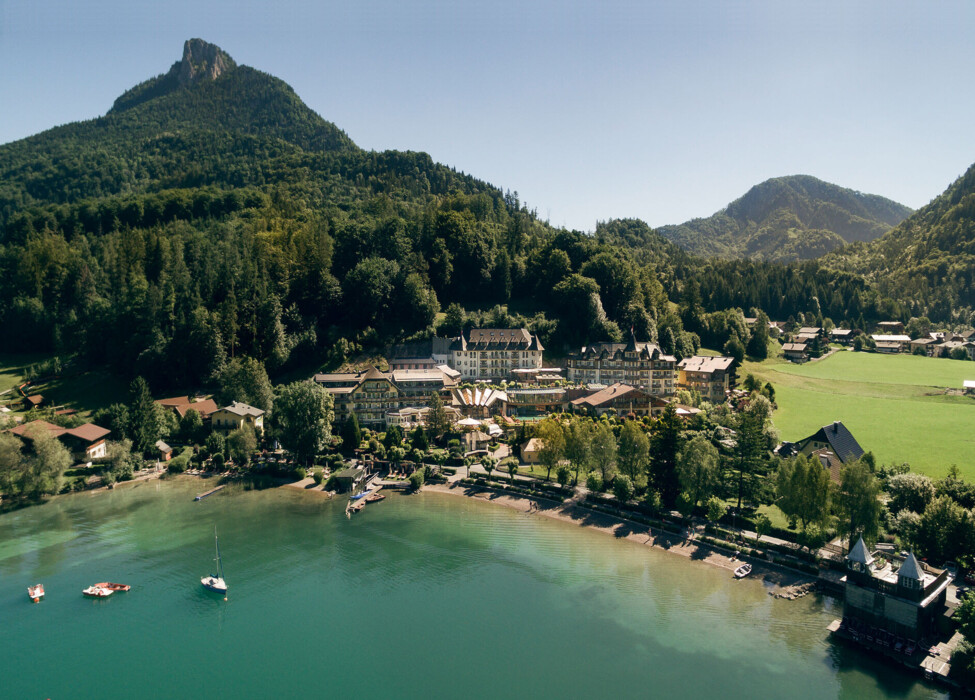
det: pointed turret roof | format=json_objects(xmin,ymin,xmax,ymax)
[
  {"xmin": 846, "ymin": 536, "xmax": 874, "ymax": 566},
  {"xmin": 897, "ymin": 551, "xmax": 924, "ymax": 581}
]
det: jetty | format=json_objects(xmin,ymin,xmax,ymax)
[
  {"xmin": 345, "ymin": 483, "xmax": 384, "ymax": 517},
  {"xmin": 194, "ymin": 484, "xmax": 226, "ymax": 501}
]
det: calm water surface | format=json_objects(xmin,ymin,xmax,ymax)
[{"xmin": 0, "ymin": 478, "xmax": 953, "ymax": 699}]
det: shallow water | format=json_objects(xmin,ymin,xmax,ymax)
[{"xmin": 0, "ymin": 478, "xmax": 951, "ymax": 699}]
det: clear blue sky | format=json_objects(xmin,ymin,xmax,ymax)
[{"xmin": 2, "ymin": 0, "xmax": 973, "ymax": 230}]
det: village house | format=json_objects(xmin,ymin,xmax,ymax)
[
  {"xmin": 677, "ymin": 355, "xmax": 734, "ymax": 403},
  {"xmin": 797, "ymin": 326, "xmax": 825, "ymax": 340},
  {"xmin": 830, "ymin": 328, "xmax": 855, "ymax": 345},
  {"xmin": 782, "ymin": 342, "xmax": 809, "ymax": 363},
  {"xmin": 449, "ymin": 328, "xmax": 544, "ymax": 381},
  {"xmin": 156, "ymin": 396, "xmax": 219, "ymax": 421},
  {"xmin": 565, "ymin": 333, "xmax": 677, "ymax": 396},
  {"xmin": 314, "ymin": 366, "xmax": 459, "ymax": 428},
  {"xmin": 839, "ymin": 538, "xmax": 950, "ymax": 642},
  {"xmin": 9, "ymin": 419, "xmax": 111, "ymax": 462},
  {"xmin": 796, "ymin": 421, "xmax": 865, "ymax": 464},
  {"xmin": 211, "ymin": 401, "xmax": 265, "ymax": 435},
  {"xmin": 871, "ymin": 334, "xmax": 912, "ymax": 353},
  {"xmin": 909, "ymin": 337, "xmax": 938, "ymax": 356}
]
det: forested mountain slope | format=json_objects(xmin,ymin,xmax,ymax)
[
  {"xmin": 826, "ymin": 162, "xmax": 975, "ymax": 323},
  {"xmin": 657, "ymin": 175, "xmax": 912, "ymax": 261},
  {"xmin": 0, "ymin": 39, "xmax": 926, "ymax": 393}
]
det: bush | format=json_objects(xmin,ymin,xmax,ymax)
[
  {"xmin": 295, "ymin": 467, "xmax": 307, "ymax": 480},
  {"xmin": 586, "ymin": 472, "xmax": 603, "ymax": 494},
  {"xmin": 324, "ymin": 474, "xmax": 339, "ymax": 491},
  {"xmin": 613, "ymin": 474, "xmax": 634, "ymax": 503},
  {"xmin": 312, "ymin": 468, "xmax": 324, "ymax": 485},
  {"xmin": 409, "ymin": 470, "xmax": 424, "ymax": 491},
  {"xmin": 168, "ymin": 455, "xmax": 189, "ymax": 474}
]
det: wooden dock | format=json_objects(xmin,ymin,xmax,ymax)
[
  {"xmin": 194, "ymin": 484, "xmax": 226, "ymax": 501},
  {"xmin": 345, "ymin": 485, "xmax": 384, "ymax": 516}
]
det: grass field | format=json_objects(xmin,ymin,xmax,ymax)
[
  {"xmin": 742, "ymin": 350, "xmax": 975, "ymax": 480},
  {"xmin": 0, "ymin": 354, "xmax": 129, "ymax": 419}
]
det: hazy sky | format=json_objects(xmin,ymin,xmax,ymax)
[{"xmin": 2, "ymin": 0, "xmax": 973, "ymax": 230}]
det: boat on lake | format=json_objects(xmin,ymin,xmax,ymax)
[
  {"xmin": 201, "ymin": 528, "xmax": 228, "ymax": 594},
  {"xmin": 94, "ymin": 582, "xmax": 131, "ymax": 592},
  {"xmin": 82, "ymin": 585, "xmax": 113, "ymax": 598},
  {"xmin": 734, "ymin": 563, "xmax": 753, "ymax": 579},
  {"xmin": 28, "ymin": 584, "xmax": 44, "ymax": 603}
]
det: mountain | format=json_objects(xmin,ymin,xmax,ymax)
[
  {"xmin": 0, "ymin": 39, "xmax": 691, "ymax": 386},
  {"xmin": 826, "ymin": 162, "xmax": 975, "ymax": 320},
  {"xmin": 656, "ymin": 175, "xmax": 913, "ymax": 262}
]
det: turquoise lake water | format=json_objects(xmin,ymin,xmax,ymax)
[{"xmin": 0, "ymin": 478, "xmax": 951, "ymax": 699}]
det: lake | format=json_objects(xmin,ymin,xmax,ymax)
[{"xmin": 0, "ymin": 478, "xmax": 949, "ymax": 699}]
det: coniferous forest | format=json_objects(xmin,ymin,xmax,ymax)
[{"xmin": 1, "ymin": 40, "xmax": 974, "ymax": 392}]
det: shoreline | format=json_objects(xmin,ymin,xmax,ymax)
[{"xmin": 422, "ymin": 481, "xmax": 814, "ymax": 594}]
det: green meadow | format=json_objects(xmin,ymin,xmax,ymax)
[{"xmin": 743, "ymin": 350, "xmax": 975, "ymax": 480}]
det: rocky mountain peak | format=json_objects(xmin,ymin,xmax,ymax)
[{"xmin": 174, "ymin": 39, "xmax": 236, "ymax": 87}]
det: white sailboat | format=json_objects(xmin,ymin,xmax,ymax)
[{"xmin": 201, "ymin": 527, "xmax": 228, "ymax": 594}]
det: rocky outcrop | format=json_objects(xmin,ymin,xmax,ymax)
[
  {"xmin": 175, "ymin": 38, "xmax": 236, "ymax": 87},
  {"xmin": 110, "ymin": 39, "xmax": 237, "ymax": 113}
]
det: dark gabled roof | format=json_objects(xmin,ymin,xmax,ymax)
[{"xmin": 801, "ymin": 421, "xmax": 864, "ymax": 464}]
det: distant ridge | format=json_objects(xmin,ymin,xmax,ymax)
[{"xmin": 657, "ymin": 175, "xmax": 912, "ymax": 262}]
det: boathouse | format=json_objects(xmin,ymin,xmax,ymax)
[{"xmin": 841, "ymin": 537, "xmax": 950, "ymax": 640}]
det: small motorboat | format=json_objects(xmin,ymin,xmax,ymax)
[
  {"xmin": 365, "ymin": 493, "xmax": 386, "ymax": 503},
  {"xmin": 94, "ymin": 582, "xmax": 131, "ymax": 592},
  {"xmin": 28, "ymin": 584, "xmax": 45, "ymax": 603},
  {"xmin": 734, "ymin": 563, "xmax": 753, "ymax": 579},
  {"xmin": 83, "ymin": 585, "xmax": 114, "ymax": 598}
]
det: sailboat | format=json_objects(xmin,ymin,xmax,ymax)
[{"xmin": 201, "ymin": 527, "xmax": 228, "ymax": 594}]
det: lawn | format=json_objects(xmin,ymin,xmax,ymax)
[
  {"xmin": 741, "ymin": 350, "xmax": 975, "ymax": 480},
  {"xmin": 0, "ymin": 354, "xmax": 129, "ymax": 419}
]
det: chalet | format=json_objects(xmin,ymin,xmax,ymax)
[
  {"xmin": 931, "ymin": 340, "xmax": 975, "ymax": 360},
  {"xmin": 830, "ymin": 329, "xmax": 855, "ymax": 345},
  {"xmin": 566, "ymin": 332, "xmax": 677, "ymax": 396},
  {"xmin": 871, "ymin": 334, "xmax": 911, "ymax": 353},
  {"xmin": 796, "ymin": 421, "xmax": 864, "ymax": 464},
  {"xmin": 677, "ymin": 355, "xmax": 734, "ymax": 403},
  {"xmin": 840, "ymin": 538, "xmax": 949, "ymax": 641},
  {"xmin": 23, "ymin": 394, "xmax": 44, "ymax": 410},
  {"xmin": 782, "ymin": 342, "xmax": 808, "ymax": 363},
  {"xmin": 569, "ymin": 383, "xmax": 666, "ymax": 417},
  {"xmin": 811, "ymin": 448, "xmax": 843, "ymax": 483},
  {"xmin": 211, "ymin": 402, "xmax": 265, "ymax": 435},
  {"xmin": 909, "ymin": 337, "xmax": 938, "ymax": 356},
  {"xmin": 9, "ymin": 419, "xmax": 110, "ymax": 462},
  {"xmin": 798, "ymin": 326, "xmax": 825, "ymax": 340},
  {"xmin": 450, "ymin": 328, "xmax": 544, "ymax": 381}
]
